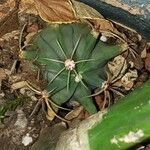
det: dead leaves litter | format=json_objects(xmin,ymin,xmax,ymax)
[{"xmin": 34, "ymin": 0, "xmax": 77, "ymax": 23}]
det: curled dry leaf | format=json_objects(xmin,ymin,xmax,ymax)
[
  {"xmin": 108, "ymin": 55, "xmax": 138, "ymax": 90},
  {"xmin": 121, "ymin": 69, "xmax": 138, "ymax": 90},
  {"xmin": 0, "ymin": 30, "xmax": 20, "ymax": 41},
  {"xmin": 108, "ymin": 55, "xmax": 127, "ymax": 77},
  {"xmin": 34, "ymin": 0, "xmax": 77, "ymax": 23},
  {"xmin": 65, "ymin": 106, "xmax": 83, "ymax": 120}
]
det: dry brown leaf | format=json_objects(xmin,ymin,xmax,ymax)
[
  {"xmin": 121, "ymin": 69, "xmax": 138, "ymax": 90},
  {"xmin": 0, "ymin": 0, "xmax": 19, "ymax": 36},
  {"xmin": 34, "ymin": 0, "xmax": 77, "ymax": 23},
  {"xmin": 71, "ymin": 0, "xmax": 115, "ymax": 32},
  {"xmin": 19, "ymin": 0, "xmax": 38, "ymax": 15},
  {"xmin": 46, "ymin": 107, "xmax": 56, "ymax": 121},
  {"xmin": 71, "ymin": 0, "xmax": 103, "ymax": 19},
  {"xmin": 33, "ymin": 0, "xmax": 122, "ymax": 39},
  {"xmin": 65, "ymin": 106, "xmax": 83, "ymax": 120},
  {"xmin": 0, "ymin": 0, "xmax": 16, "ymax": 21},
  {"xmin": 0, "ymin": 68, "xmax": 7, "ymax": 89},
  {"xmin": 0, "ymin": 68, "xmax": 6, "ymax": 81},
  {"xmin": 108, "ymin": 55, "xmax": 127, "ymax": 77},
  {"xmin": 11, "ymin": 81, "xmax": 28, "ymax": 91}
]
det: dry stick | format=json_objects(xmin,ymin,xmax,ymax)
[
  {"xmin": 99, "ymin": 29, "xmax": 126, "ymax": 43},
  {"xmin": 107, "ymin": 91, "xmax": 111, "ymax": 108},
  {"xmin": 85, "ymin": 51, "xmax": 128, "ymax": 98},
  {"xmin": 27, "ymin": 83, "xmax": 70, "ymax": 111},
  {"xmin": 19, "ymin": 23, "xmax": 27, "ymax": 51},
  {"xmin": 110, "ymin": 88, "xmax": 124, "ymax": 97},
  {"xmin": 47, "ymin": 98, "xmax": 71, "ymax": 111},
  {"xmin": 111, "ymin": 55, "xmax": 127, "ymax": 82},
  {"xmin": 45, "ymin": 98, "xmax": 69, "ymax": 122},
  {"xmin": 85, "ymin": 88, "xmax": 104, "ymax": 98},
  {"xmin": 26, "ymin": 82, "xmax": 42, "ymax": 95},
  {"xmin": 10, "ymin": 60, "xmax": 17, "ymax": 75},
  {"xmin": 29, "ymin": 98, "xmax": 42, "ymax": 117},
  {"xmin": 101, "ymin": 29, "xmax": 139, "ymax": 59},
  {"xmin": 102, "ymin": 90, "xmax": 107, "ymax": 110}
]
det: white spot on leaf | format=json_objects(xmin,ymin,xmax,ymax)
[
  {"xmin": 111, "ymin": 137, "xmax": 118, "ymax": 144},
  {"xmin": 111, "ymin": 130, "xmax": 144, "ymax": 145}
]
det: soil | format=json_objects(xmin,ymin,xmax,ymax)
[{"xmin": 0, "ymin": 1, "xmax": 150, "ymax": 150}]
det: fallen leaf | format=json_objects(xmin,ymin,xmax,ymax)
[
  {"xmin": 0, "ymin": 0, "xmax": 16, "ymax": 21},
  {"xmin": 34, "ymin": 0, "xmax": 77, "ymax": 23},
  {"xmin": 46, "ymin": 107, "xmax": 56, "ymax": 121},
  {"xmin": 11, "ymin": 81, "xmax": 28, "ymax": 91},
  {"xmin": 0, "ymin": 68, "xmax": 6, "ymax": 81},
  {"xmin": 71, "ymin": 0, "xmax": 104, "ymax": 19},
  {"xmin": 71, "ymin": 0, "xmax": 117, "ymax": 33},
  {"xmin": 121, "ymin": 69, "xmax": 138, "ymax": 90},
  {"xmin": 33, "ymin": 0, "xmax": 125, "ymax": 40},
  {"xmin": 65, "ymin": 106, "xmax": 83, "ymax": 120},
  {"xmin": 19, "ymin": 0, "xmax": 38, "ymax": 15},
  {"xmin": 24, "ymin": 32, "xmax": 37, "ymax": 46},
  {"xmin": 141, "ymin": 46, "xmax": 147, "ymax": 59},
  {"xmin": 0, "ymin": 68, "xmax": 7, "ymax": 89},
  {"xmin": 0, "ymin": 0, "xmax": 19, "ymax": 36},
  {"xmin": 108, "ymin": 55, "xmax": 127, "ymax": 77}
]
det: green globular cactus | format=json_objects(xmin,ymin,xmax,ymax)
[{"xmin": 21, "ymin": 23, "xmax": 126, "ymax": 114}]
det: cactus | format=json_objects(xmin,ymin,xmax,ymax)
[
  {"xmin": 21, "ymin": 23, "xmax": 126, "ymax": 114},
  {"xmin": 55, "ymin": 80, "xmax": 150, "ymax": 150}
]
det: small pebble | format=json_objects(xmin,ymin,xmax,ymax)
[
  {"xmin": 100, "ymin": 35, "xmax": 107, "ymax": 42},
  {"xmin": 22, "ymin": 133, "xmax": 33, "ymax": 146}
]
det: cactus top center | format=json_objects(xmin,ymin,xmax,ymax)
[{"xmin": 65, "ymin": 59, "xmax": 75, "ymax": 71}]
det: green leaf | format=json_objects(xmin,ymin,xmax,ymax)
[{"xmin": 89, "ymin": 80, "xmax": 150, "ymax": 150}]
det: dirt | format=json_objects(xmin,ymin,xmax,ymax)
[
  {"xmin": 0, "ymin": 1, "xmax": 53, "ymax": 149},
  {"xmin": 0, "ymin": 1, "xmax": 150, "ymax": 150}
]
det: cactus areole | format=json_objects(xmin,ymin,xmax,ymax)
[{"xmin": 21, "ymin": 23, "xmax": 125, "ymax": 114}]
